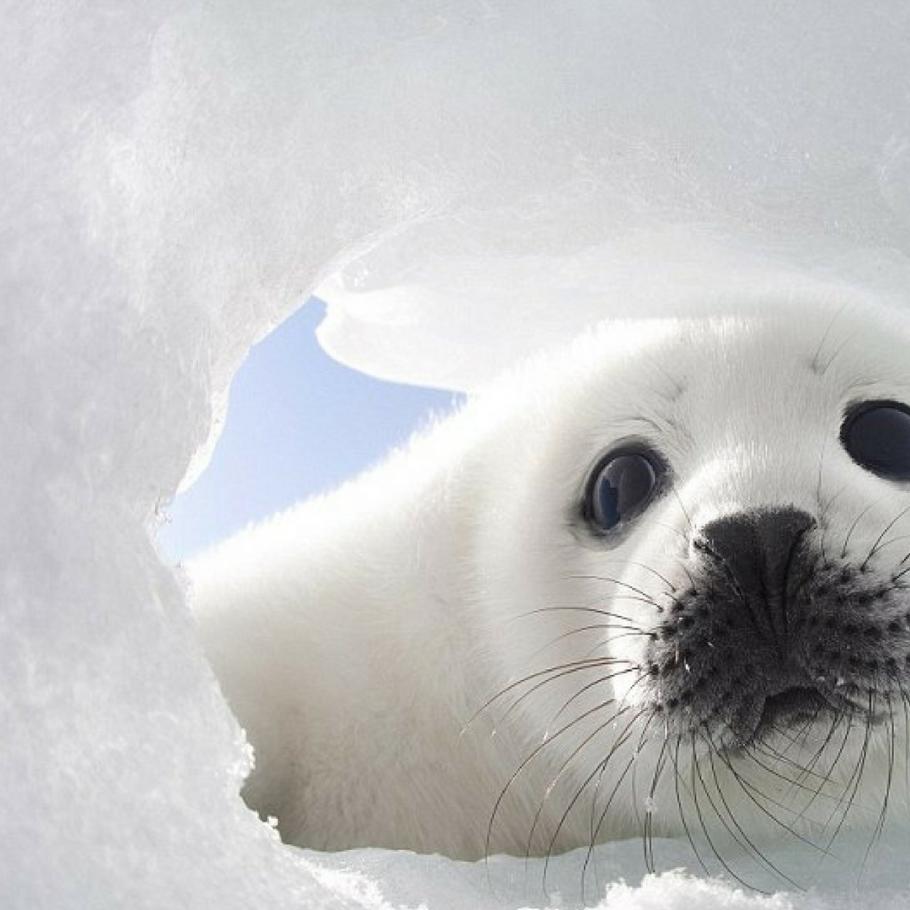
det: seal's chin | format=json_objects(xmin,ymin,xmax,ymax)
[
  {"xmin": 714, "ymin": 684, "xmax": 828, "ymax": 752},
  {"xmin": 755, "ymin": 686, "xmax": 827, "ymax": 733},
  {"xmin": 728, "ymin": 684, "xmax": 877, "ymax": 751}
]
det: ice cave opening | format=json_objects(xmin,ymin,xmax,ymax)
[{"xmin": 10, "ymin": 2, "xmax": 910, "ymax": 908}]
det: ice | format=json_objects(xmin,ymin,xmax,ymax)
[
  {"xmin": 300, "ymin": 836, "xmax": 910, "ymax": 909},
  {"xmin": 313, "ymin": 4, "xmax": 910, "ymax": 390},
  {"xmin": 5, "ymin": 1, "xmax": 910, "ymax": 908}
]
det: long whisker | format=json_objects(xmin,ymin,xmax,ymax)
[
  {"xmin": 793, "ymin": 711, "xmax": 859, "ymax": 820},
  {"xmin": 522, "ymin": 702, "xmax": 638, "ymax": 866},
  {"xmin": 744, "ymin": 741, "xmax": 838, "ymax": 795},
  {"xmin": 581, "ymin": 756, "xmax": 636, "ymax": 903},
  {"xmin": 504, "ymin": 664, "xmax": 641, "ymax": 734},
  {"xmin": 671, "ymin": 486, "xmax": 695, "ymax": 535},
  {"xmin": 689, "ymin": 735, "xmax": 769, "ymax": 893},
  {"xmin": 524, "ymin": 622, "xmax": 649, "ymax": 664},
  {"xmin": 790, "ymin": 713, "xmax": 848, "ymax": 824},
  {"xmin": 485, "ymin": 694, "xmax": 637, "ymax": 862},
  {"xmin": 540, "ymin": 708, "xmax": 646, "ymax": 899},
  {"xmin": 545, "ymin": 667, "xmax": 643, "ymax": 733},
  {"xmin": 463, "ymin": 656, "xmax": 634, "ymax": 734},
  {"xmin": 889, "ymin": 669, "xmax": 910, "ymax": 800},
  {"xmin": 862, "ymin": 503, "xmax": 910, "ymax": 569},
  {"xmin": 515, "ymin": 604, "xmax": 650, "ymax": 623},
  {"xmin": 565, "ymin": 573, "xmax": 671, "ymax": 612},
  {"xmin": 703, "ymin": 731, "xmax": 804, "ymax": 889},
  {"xmin": 707, "ymin": 731, "xmax": 833, "ymax": 854},
  {"xmin": 823, "ymin": 692, "xmax": 875, "ymax": 850},
  {"xmin": 862, "ymin": 684, "xmax": 894, "ymax": 875},
  {"xmin": 669, "ymin": 735, "xmax": 709, "ymax": 875},
  {"xmin": 841, "ymin": 502, "xmax": 875, "ymax": 560},
  {"xmin": 809, "ymin": 301, "xmax": 850, "ymax": 374},
  {"xmin": 641, "ymin": 732, "xmax": 672, "ymax": 873},
  {"xmin": 598, "ymin": 558, "xmax": 678, "ymax": 593},
  {"xmin": 583, "ymin": 714, "xmax": 661, "ymax": 893},
  {"xmin": 511, "ymin": 604, "xmax": 642, "ymax": 625}
]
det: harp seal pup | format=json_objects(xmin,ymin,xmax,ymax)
[{"xmin": 190, "ymin": 297, "xmax": 910, "ymax": 876}]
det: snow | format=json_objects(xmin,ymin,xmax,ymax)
[
  {"xmin": 5, "ymin": 1, "xmax": 910, "ymax": 908},
  {"xmin": 299, "ymin": 835, "xmax": 910, "ymax": 909}
]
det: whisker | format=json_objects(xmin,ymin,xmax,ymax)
[
  {"xmin": 862, "ymin": 504, "xmax": 910, "ymax": 570},
  {"xmin": 809, "ymin": 301, "xmax": 850, "ymax": 374},
  {"xmin": 545, "ymin": 667, "xmax": 645, "ymax": 733},
  {"xmin": 819, "ymin": 479, "xmax": 851, "ymax": 520},
  {"xmin": 676, "ymin": 559, "xmax": 699, "ymax": 593},
  {"xmin": 641, "ymin": 732, "xmax": 672, "ymax": 873},
  {"xmin": 793, "ymin": 711, "xmax": 859, "ymax": 820},
  {"xmin": 598, "ymin": 558, "xmax": 678, "ymax": 594},
  {"xmin": 671, "ymin": 486, "xmax": 695, "ymax": 535},
  {"xmin": 818, "ymin": 330, "xmax": 859, "ymax": 376},
  {"xmin": 706, "ymin": 730, "xmax": 832, "ymax": 854},
  {"xmin": 583, "ymin": 714, "xmax": 662, "ymax": 892},
  {"xmin": 703, "ymin": 733, "xmax": 804, "ymax": 889},
  {"xmin": 524, "ymin": 622, "xmax": 647, "ymax": 664},
  {"xmin": 564, "ymin": 573, "xmax": 669, "ymax": 612},
  {"xmin": 823, "ymin": 692, "xmax": 875, "ymax": 850},
  {"xmin": 505, "ymin": 665, "xmax": 642, "ymax": 735},
  {"xmin": 689, "ymin": 735, "xmax": 769, "ymax": 893},
  {"xmin": 669, "ymin": 735, "xmax": 709, "ymax": 875},
  {"xmin": 515, "ymin": 604, "xmax": 648, "ymax": 623},
  {"xmin": 541, "ymin": 708, "xmax": 646, "ymax": 899},
  {"xmin": 889, "ymin": 670, "xmax": 910, "ymax": 800},
  {"xmin": 485, "ymin": 695, "xmax": 635, "ymax": 862},
  {"xmin": 790, "ymin": 713, "xmax": 848, "ymax": 824},
  {"xmin": 744, "ymin": 740, "xmax": 838, "ymax": 794},
  {"xmin": 536, "ymin": 706, "xmax": 645, "ymax": 897},
  {"xmin": 862, "ymin": 684, "xmax": 894, "ymax": 876},
  {"xmin": 841, "ymin": 502, "xmax": 875, "ymax": 560},
  {"xmin": 650, "ymin": 518, "xmax": 691, "ymax": 546},
  {"xmin": 523, "ymin": 702, "xmax": 636, "ymax": 865},
  {"xmin": 815, "ymin": 438, "xmax": 829, "ymax": 521},
  {"xmin": 463, "ymin": 656, "xmax": 634, "ymax": 734}
]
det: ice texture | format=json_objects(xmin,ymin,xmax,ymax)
[
  {"xmin": 315, "ymin": 4, "xmax": 910, "ymax": 390},
  {"xmin": 5, "ymin": 1, "xmax": 910, "ymax": 908}
]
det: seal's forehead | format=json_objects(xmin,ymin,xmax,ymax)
[
  {"xmin": 630, "ymin": 306, "xmax": 910, "ymax": 415},
  {"xmin": 559, "ymin": 305, "xmax": 910, "ymax": 461}
]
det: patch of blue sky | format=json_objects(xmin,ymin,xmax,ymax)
[{"xmin": 158, "ymin": 299, "xmax": 463, "ymax": 561}]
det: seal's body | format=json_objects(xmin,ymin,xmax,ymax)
[{"xmin": 191, "ymin": 299, "xmax": 910, "ymax": 872}]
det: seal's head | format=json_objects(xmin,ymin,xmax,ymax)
[{"xmin": 475, "ymin": 298, "xmax": 910, "ymax": 882}]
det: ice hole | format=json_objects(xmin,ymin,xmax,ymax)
[
  {"xmin": 152, "ymin": 297, "xmax": 910, "ymax": 910},
  {"xmin": 159, "ymin": 299, "xmax": 462, "ymax": 563}
]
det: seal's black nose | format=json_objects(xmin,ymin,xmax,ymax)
[
  {"xmin": 697, "ymin": 508, "xmax": 816, "ymax": 600},
  {"xmin": 649, "ymin": 505, "xmax": 899, "ymax": 745}
]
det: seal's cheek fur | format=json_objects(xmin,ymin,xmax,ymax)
[{"xmin": 190, "ymin": 299, "xmax": 910, "ymax": 871}]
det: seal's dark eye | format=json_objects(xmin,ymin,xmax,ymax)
[
  {"xmin": 841, "ymin": 400, "xmax": 910, "ymax": 481},
  {"xmin": 586, "ymin": 450, "xmax": 660, "ymax": 532}
]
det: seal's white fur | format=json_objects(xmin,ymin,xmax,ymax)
[{"xmin": 190, "ymin": 298, "xmax": 910, "ymax": 863}]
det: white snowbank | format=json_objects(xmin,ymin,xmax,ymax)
[
  {"xmin": 5, "ymin": 2, "xmax": 910, "ymax": 908},
  {"xmin": 304, "ymin": 832, "xmax": 910, "ymax": 910}
]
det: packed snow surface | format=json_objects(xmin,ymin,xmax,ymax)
[{"xmin": 5, "ymin": 1, "xmax": 910, "ymax": 908}]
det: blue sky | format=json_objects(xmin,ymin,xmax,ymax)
[{"xmin": 158, "ymin": 299, "xmax": 462, "ymax": 561}]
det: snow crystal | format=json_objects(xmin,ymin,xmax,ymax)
[{"xmin": 5, "ymin": 1, "xmax": 910, "ymax": 909}]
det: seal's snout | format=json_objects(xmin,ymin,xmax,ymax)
[
  {"xmin": 696, "ymin": 508, "xmax": 816, "ymax": 605},
  {"xmin": 645, "ymin": 505, "xmax": 907, "ymax": 746}
]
